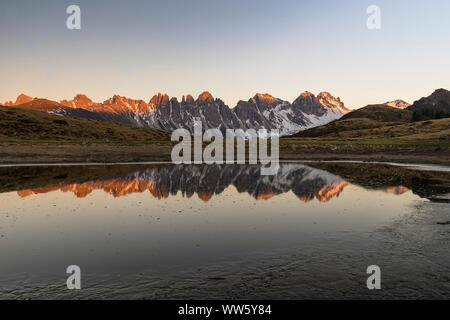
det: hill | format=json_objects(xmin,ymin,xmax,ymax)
[
  {"xmin": 0, "ymin": 105, "xmax": 170, "ymax": 143},
  {"xmin": 287, "ymin": 104, "xmax": 449, "ymax": 143},
  {"xmin": 290, "ymin": 104, "xmax": 412, "ymax": 139},
  {"xmin": 407, "ymin": 88, "xmax": 450, "ymax": 121},
  {"xmin": 340, "ymin": 104, "xmax": 412, "ymax": 122},
  {"xmin": 288, "ymin": 118, "xmax": 450, "ymax": 142}
]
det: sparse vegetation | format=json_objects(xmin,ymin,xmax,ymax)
[
  {"xmin": 287, "ymin": 104, "xmax": 450, "ymax": 145},
  {"xmin": 1, "ymin": 102, "xmax": 449, "ymax": 165},
  {"xmin": 0, "ymin": 105, "xmax": 171, "ymax": 144},
  {"xmin": 341, "ymin": 104, "xmax": 413, "ymax": 122}
]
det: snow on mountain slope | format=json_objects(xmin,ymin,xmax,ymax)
[{"xmin": 4, "ymin": 91, "xmax": 350, "ymax": 137}]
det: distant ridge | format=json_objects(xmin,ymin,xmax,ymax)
[
  {"xmin": 384, "ymin": 99, "xmax": 411, "ymax": 109},
  {"xmin": 341, "ymin": 104, "xmax": 412, "ymax": 122},
  {"xmin": 3, "ymin": 93, "xmax": 35, "ymax": 106},
  {"xmin": 407, "ymin": 88, "xmax": 450, "ymax": 121}
]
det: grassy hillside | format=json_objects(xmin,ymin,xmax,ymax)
[
  {"xmin": 291, "ymin": 104, "xmax": 414, "ymax": 139},
  {"xmin": 289, "ymin": 118, "xmax": 450, "ymax": 142},
  {"xmin": 287, "ymin": 103, "xmax": 450, "ymax": 145},
  {"xmin": 290, "ymin": 118, "xmax": 450, "ymax": 144},
  {"xmin": 0, "ymin": 105, "xmax": 170, "ymax": 144},
  {"xmin": 341, "ymin": 104, "xmax": 412, "ymax": 122}
]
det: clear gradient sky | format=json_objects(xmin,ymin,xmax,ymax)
[{"xmin": 1, "ymin": 0, "xmax": 449, "ymax": 109}]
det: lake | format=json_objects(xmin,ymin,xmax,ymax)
[{"xmin": 0, "ymin": 162, "xmax": 449, "ymax": 299}]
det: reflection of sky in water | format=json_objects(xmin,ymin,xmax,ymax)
[
  {"xmin": 0, "ymin": 180, "xmax": 416, "ymax": 273},
  {"xmin": 1, "ymin": 163, "xmax": 445, "ymax": 299}
]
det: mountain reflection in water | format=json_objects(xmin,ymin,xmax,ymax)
[
  {"xmin": 4, "ymin": 164, "xmax": 418, "ymax": 203},
  {"xmin": 1, "ymin": 162, "xmax": 450, "ymax": 300}
]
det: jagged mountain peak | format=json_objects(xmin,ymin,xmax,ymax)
[
  {"xmin": 252, "ymin": 93, "xmax": 278, "ymax": 104},
  {"xmin": 97, "ymin": 95, "xmax": 151, "ymax": 115},
  {"xmin": 300, "ymin": 91, "xmax": 315, "ymax": 98},
  {"xmin": 60, "ymin": 94, "xmax": 94, "ymax": 108},
  {"xmin": 73, "ymin": 93, "xmax": 90, "ymax": 99},
  {"xmin": 149, "ymin": 93, "xmax": 170, "ymax": 106},
  {"xmin": 316, "ymin": 92, "xmax": 350, "ymax": 113},
  {"xmin": 294, "ymin": 91, "xmax": 316, "ymax": 103},
  {"xmin": 3, "ymin": 93, "xmax": 35, "ymax": 106},
  {"xmin": 197, "ymin": 91, "xmax": 214, "ymax": 103},
  {"xmin": 318, "ymin": 91, "xmax": 337, "ymax": 100},
  {"xmin": 294, "ymin": 91, "xmax": 346, "ymax": 108},
  {"xmin": 181, "ymin": 94, "xmax": 195, "ymax": 104},
  {"xmin": 16, "ymin": 93, "xmax": 34, "ymax": 104},
  {"xmin": 185, "ymin": 94, "xmax": 195, "ymax": 104},
  {"xmin": 105, "ymin": 95, "xmax": 129, "ymax": 104},
  {"xmin": 292, "ymin": 91, "xmax": 316, "ymax": 106},
  {"xmin": 291, "ymin": 91, "xmax": 350, "ymax": 117}
]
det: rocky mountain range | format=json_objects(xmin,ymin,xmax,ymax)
[
  {"xmin": 2, "ymin": 91, "xmax": 350, "ymax": 136},
  {"xmin": 3, "ymin": 93, "xmax": 35, "ymax": 106}
]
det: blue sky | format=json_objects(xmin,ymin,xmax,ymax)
[{"xmin": 1, "ymin": 0, "xmax": 449, "ymax": 108}]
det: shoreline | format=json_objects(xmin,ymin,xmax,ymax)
[
  {"xmin": 0, "ymin": 143, "xmax": 449, "ymax": 166},
  {"xmin": 0, "ymin": 161, "xmax": 448, "ymax": 174}
]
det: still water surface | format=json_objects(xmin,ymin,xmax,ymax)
[{"xmin": 0, "ymin": 162, "xmax": 449, "ymax": 299}]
